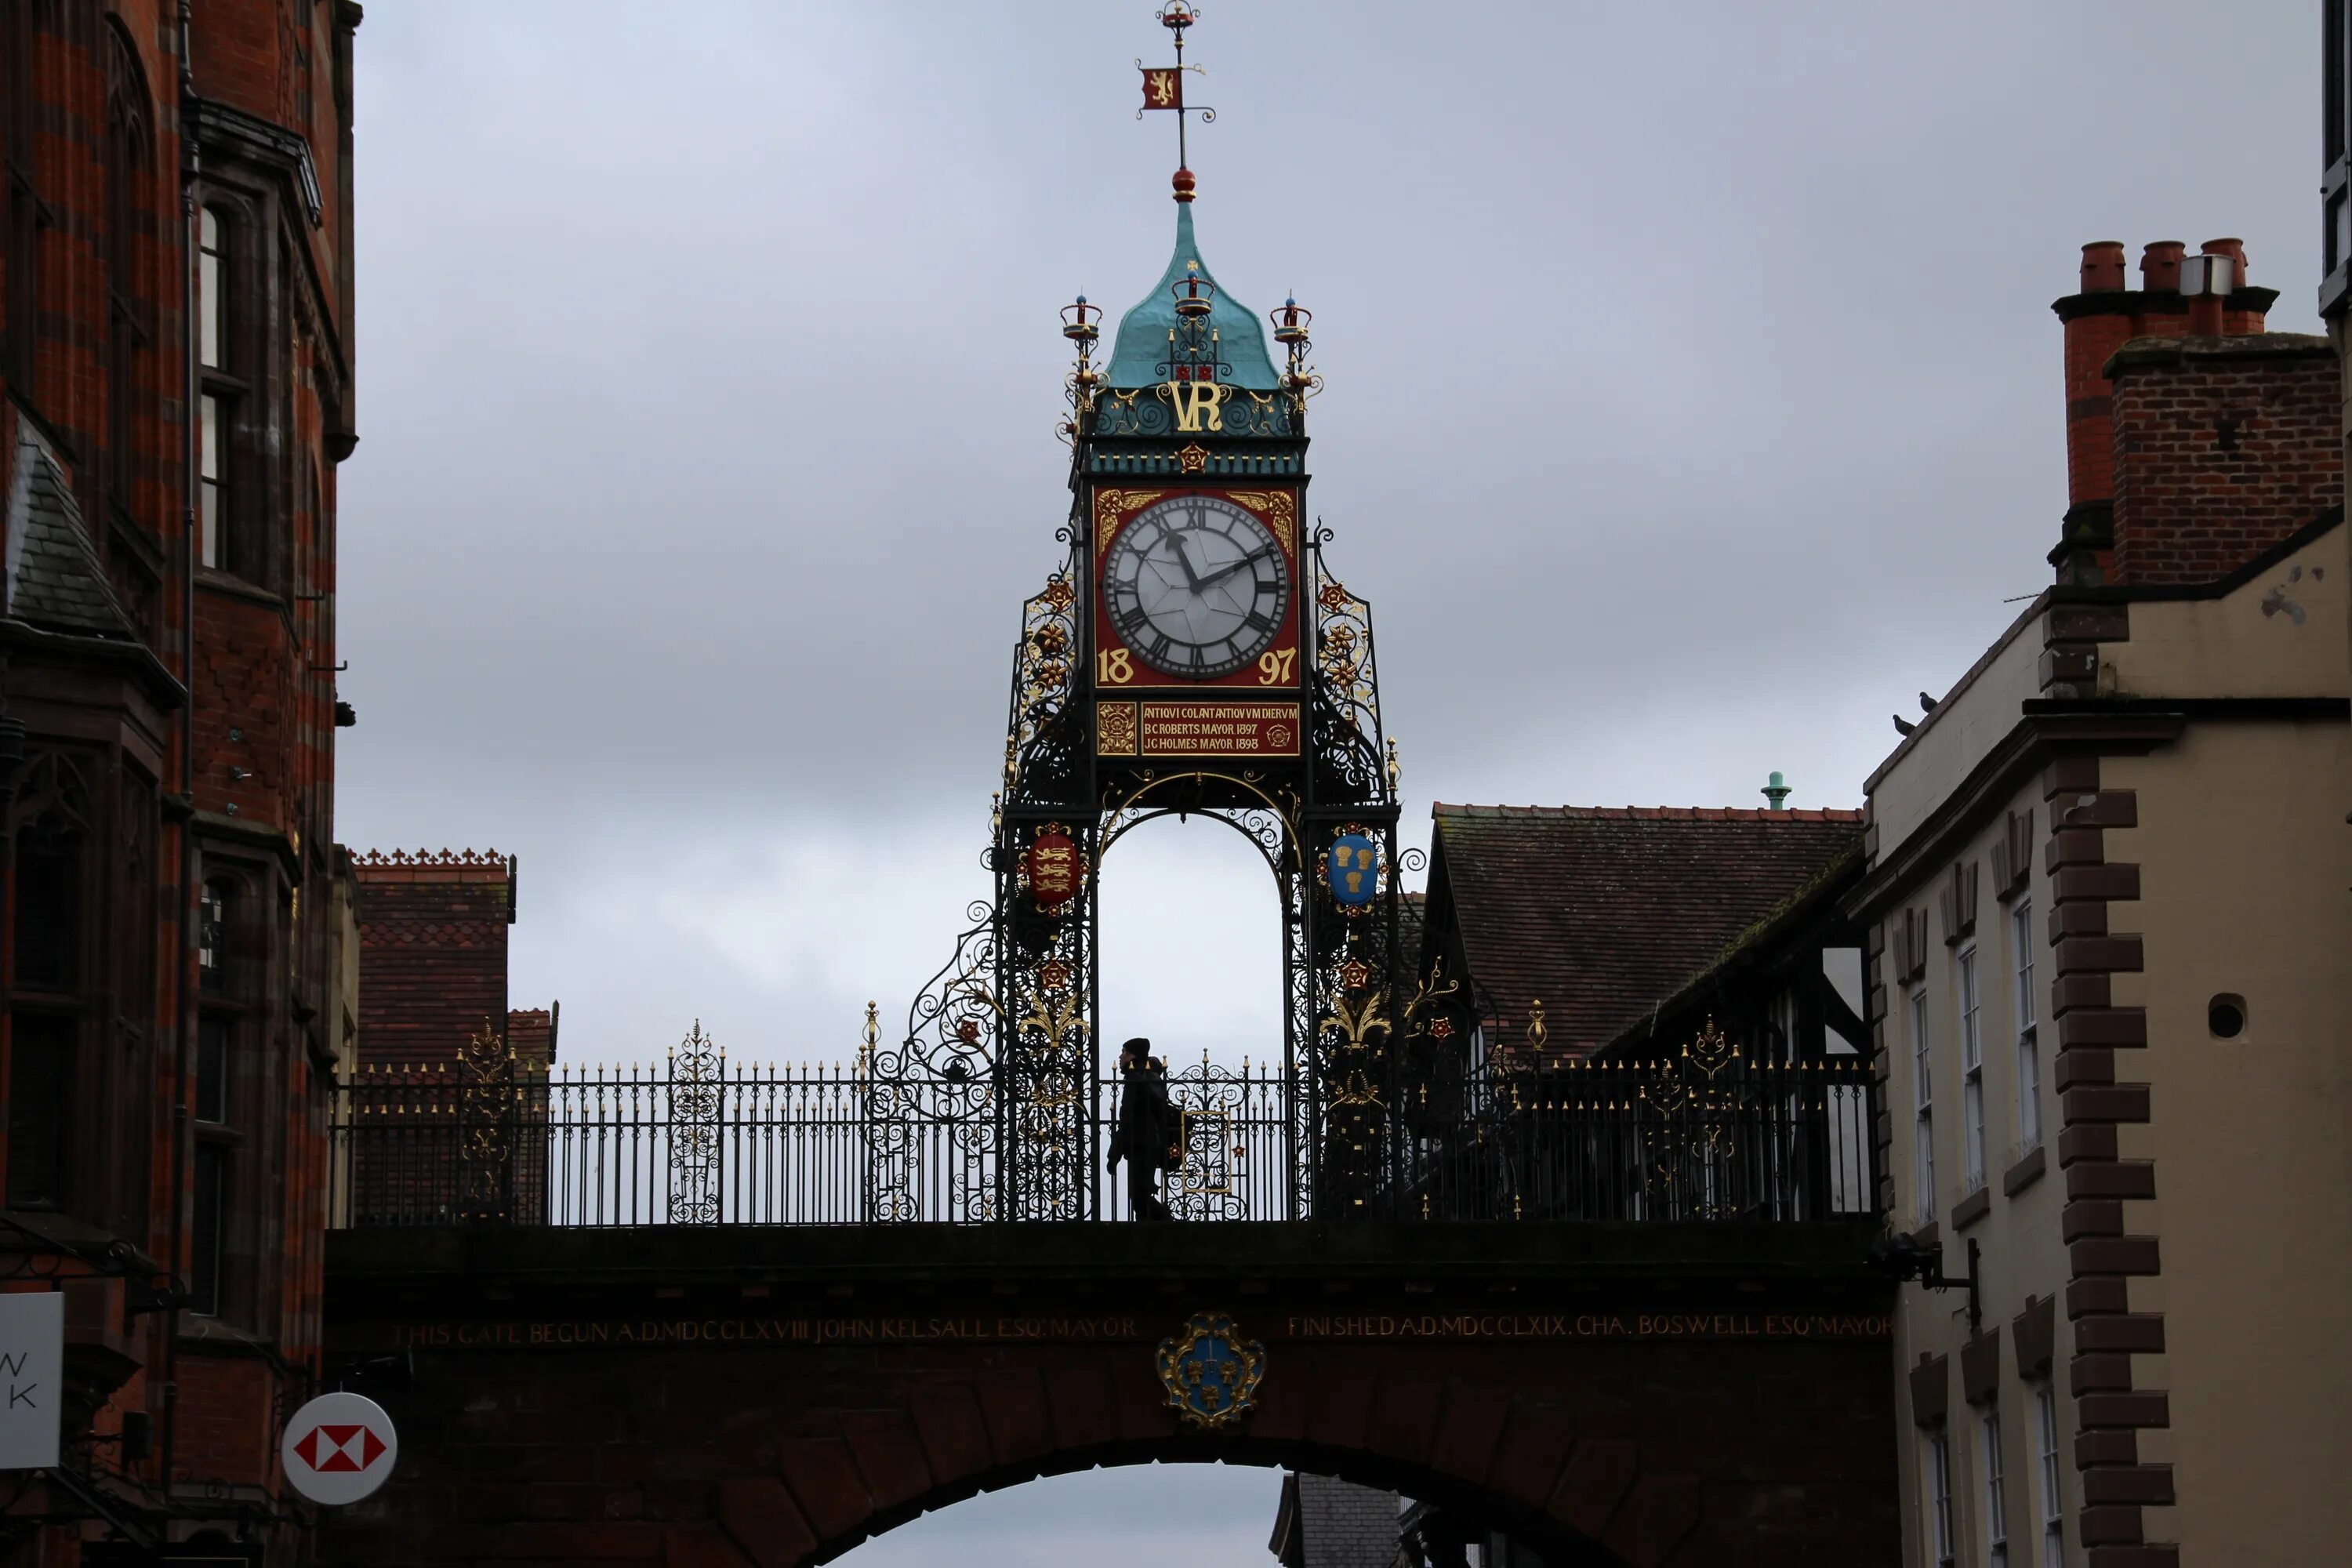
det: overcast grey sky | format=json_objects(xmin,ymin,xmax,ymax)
[{"xmin": 340, "ymin": 3, "xmax": 2318, "ymax": 1559}]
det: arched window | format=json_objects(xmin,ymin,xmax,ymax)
[
  {"xmin": 198, "ymin": 205, "xmax": 233, "ymax": 570},
  {"xmin": 3, "ymin": 0, "xmax": 53, "ymax": 401},
  {"xmin": 103, "ymin": 27, "xmax": 153, "ymax": 531}
]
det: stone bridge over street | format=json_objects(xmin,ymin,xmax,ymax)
[{"xmin": 318, "ymin": 1221, "xmax": 1897, "ymax": 1568}]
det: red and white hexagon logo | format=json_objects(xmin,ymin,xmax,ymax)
[{"xmin": 281, "ymin": 1391, "xmax": 397, "ymax": 1505}]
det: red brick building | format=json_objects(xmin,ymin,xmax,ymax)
[
  {"xmin": 341, "ymin": 849, "xmax": 558, "ymax": 1227},
  {"xmin": 0, "ymin": 2, "xmax": 362, "ymax": 1561}
]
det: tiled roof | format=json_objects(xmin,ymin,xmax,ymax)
[
  {"xmin": 3, "ymin": 430, "xmax": 135, "ymax": 637},
  {"xmin": 1431, "ymin": 804, "xmax": 1864, "ymax": 1055},
  {"xmin": 1399, "ymin": 890, "xmax": 1427, "ymax": 971}
]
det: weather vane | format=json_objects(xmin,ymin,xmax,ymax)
[{"xmin": 1138, "ymin": 3, "xmax": 1214, "ymax": 178}]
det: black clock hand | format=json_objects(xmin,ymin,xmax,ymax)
[
  {"xmin": 1171, "ymin": 537, "xmax": 1206, "ymax": 592},
  {"xmin": 1198, "ymin": 546, "xmax": 1274, "ymax": 589}
]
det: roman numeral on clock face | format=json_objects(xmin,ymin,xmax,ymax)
[{"xmin": 1100, "ymin": 493, "xmax": 1294, "ymax": 681}]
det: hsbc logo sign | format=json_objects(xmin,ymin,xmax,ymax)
[
  {"xmin": 280, "ymin": 1392, "xmax": 398, "ymax": 1504},
  {"xmin": 292, "ymin": 1421, "xmax": 387, "ymax": 1473}
]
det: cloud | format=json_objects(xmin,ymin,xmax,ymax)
[{"xmin": 340, "ymin": 2, "xmax": 2318, "ymax": 1557}]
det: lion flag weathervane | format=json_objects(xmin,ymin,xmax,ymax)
[{"xmin": 1138, "ymin": 3, "xmax": 1215, "ymax": 173}]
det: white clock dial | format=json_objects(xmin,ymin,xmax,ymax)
[{"xmin": 1102, "ymin": 496, "xmax": 1291, "ymax": 679}]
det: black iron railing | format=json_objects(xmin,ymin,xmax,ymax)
[{"xmin": 328, "ymin": 1052, "xmax": 1878, "ymax": 1229}]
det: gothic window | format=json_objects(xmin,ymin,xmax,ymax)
[
  {"xmin": 7, "ymin": 754, "xmax": 93, "ymax": 1210},
  {"xmin": 3, "ymin": 0, "xmax": 54, "ymax": 401},
  {"xmin": 103, "ymin": 27, "xmax": 153, "ymax": 529},
  {"xmin": 198, "ymin": 205, "xmax": 234, "ymax": 571},
  {"xmin": 191, "ymin": 873, "xmax": 253, "ymax": 1319}
]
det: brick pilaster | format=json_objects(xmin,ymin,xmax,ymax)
[{"xmin": 2044, "ymin": 757, "xmax": 2174, "ymax": 1566}]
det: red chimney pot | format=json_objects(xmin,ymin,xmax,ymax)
[
  {"xmin": 2140, "ymin": 241, "xmax": 2185, "ymax": 293},
  {"xmin": 2080, "ymin": 241, "xmax": 2127, "ymax": 292},
  {"xmin": 2200, "ymin": 238, "xmax": 2247, "ymax": 284}
]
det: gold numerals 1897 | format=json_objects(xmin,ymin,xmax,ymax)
[
  {"xmin": 1256, "ymin": 647, "xmax": 1298, "ymax": 685},
  {"xmin": 1097, "ymin": 648, "xmax": 1134, "ymax": 685}
]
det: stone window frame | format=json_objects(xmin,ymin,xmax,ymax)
[
  {"xmin": 1980, "ymin": 1403, "xmax": 2010, "ymax": 1567},
  {"xmin": 1956, "ymin": 942, "xmax": 1985, "ymax": 1195},
  {"xmin": 193, "ymin": 172, "xmax": 295, "ymax": 594},
  {"xmin": 3, "ymin": 0, "xmax": 55, "ymax": 401},
  {"xmin": 2030, "ymin": 1379, "xmax": 2064, "ymax": 1567},
  {"xmin": 190, "ymin": 861, "xmax": 268, "ymax": 1323},
  {"xmin": 1924, "ymin": 1425, "xmax": 1958, "ymax": 1568},
  {"xmin": 1910, "ymin": 982, "xmax": 1935, "ymax": 1228},
  {"xmin": 5, "ymin": 750, "xmax": 97, "ymax": 1212},
  {"xmin": 100, "ymin": 20, "xmax": 158, "ymax": 583},
  {"xmin": 2009, "ymin": 897, "xmax": 2042, "ymax": 1157}
]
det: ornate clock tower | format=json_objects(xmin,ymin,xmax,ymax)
[{"xmin": 884, "ymin": 5, "xmax": 1424, "ymax": 1223}]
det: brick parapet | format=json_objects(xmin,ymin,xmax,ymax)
[{"xmin": 354, "ymin": 850, "xmax": 514, "ymax": 1069}]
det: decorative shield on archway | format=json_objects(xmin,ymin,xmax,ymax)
[
  {"xmin": 1156, "ymin": 1310, "xmax": 1266, "ymax": 1429},
  {"xmin": 1327, "ymin": 833, "xmax": 1377, "ymax": 906}
]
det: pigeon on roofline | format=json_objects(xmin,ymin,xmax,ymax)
[
  {"xmin": 1919, "ymin": 691, "xmax": 1939, "ymax": 712},
  {"xmin": 1892, "ymin": 714, "xmax": 1916, "ymax": 737}
]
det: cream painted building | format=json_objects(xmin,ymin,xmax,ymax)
[{"xmin": 1851, "ymin": 240, "xmax": 2350, "ymax": 1566}]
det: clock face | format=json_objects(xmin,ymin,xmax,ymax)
[{"xmin": 1102, "ymin": 495, "xmax": 1292, "ymax": 680}]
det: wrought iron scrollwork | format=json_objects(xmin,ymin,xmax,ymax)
[
  {"xmin": 1006, "ymin": 570, "xmax": 1084, "ymax": 804},
  {"xmin": 869, "ymin": 897, "xmax": 1003, "ymax": 1222},
  {"xmin": 668, "ymin": 1021, "xmax": 724, "ymax": 1225},
  {"xmin": 457, "ymin": 1018, "xmax": 517, "ymax": 1224},
  {"xmin": 1639, "ymin": 1018, "xmax": 1755, "ymax": 1221},
  {"xmin": 1308, "ymin": 564, "xmax": 1386, "ymax": 806}
]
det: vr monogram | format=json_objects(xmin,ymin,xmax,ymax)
[{"xmin": 1166, "ymin": 379, "xmax": 1227, "ymax": 432}]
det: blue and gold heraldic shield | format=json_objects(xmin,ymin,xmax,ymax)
[
  {"xmin": 1327, "ymin": 834, "xmax": 1377, "ymax": 906},
  {"xmin": 1156, "ymin": 1311, "xmax": 1266, "ymax": 1431}
]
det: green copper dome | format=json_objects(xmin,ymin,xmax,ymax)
[{"xmin": 1104, "ymin": 201, "xmax": 1280, "ymax": 392}]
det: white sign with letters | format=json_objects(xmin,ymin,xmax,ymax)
[{"xmin": 0, "ymin": 1293, "xmax": 64, "ymax": 1469}]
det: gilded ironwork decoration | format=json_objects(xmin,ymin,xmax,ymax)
[
  {"xmin": 457, "ymin": 1016, "xmax": 517, "ymax": 1224},
  {"xmin": 1156, "ymin": 1311, "xmax": 1266, "ymax": 1431},
  {"xmin": 1639, "ymin": 1017, "xmax": 1756, "ymax": 1221},
  {"xmin": 1096, "ymin": 701, "xmax": 1140, "ymax": 756}
]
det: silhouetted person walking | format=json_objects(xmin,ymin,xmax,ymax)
[{"xmin": 1109, "ymin": 1037, "xmax": 1178, "ymax": 1221}]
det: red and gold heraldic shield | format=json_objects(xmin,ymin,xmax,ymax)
[{"xmin": 1090, "ymin": 487, "xmax": 1302, "ymax": 694}]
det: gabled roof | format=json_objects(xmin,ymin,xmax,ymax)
[
  {"xmin": 4, "ymin": 430, "xmax": 136, "ymax": 638},
  {"xmin": 1430, "ymin": 804, "xmax": 1864, "ymax": 1055}
]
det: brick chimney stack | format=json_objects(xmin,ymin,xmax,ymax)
[{"xmin": 2049, "ymin": 238, "xmax": 2283, "ymax": 585}]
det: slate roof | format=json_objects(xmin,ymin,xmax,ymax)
[
  {"xmin": 3, "ymin": 431, "xmax": 136, "ymax": 637},
  {"xmin": 1430, "ymin": 804, "xmax": 1864, "ymax": 1056}
]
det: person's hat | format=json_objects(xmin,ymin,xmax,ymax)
[{"xmin": 1120, "ymin": 1036, "xmax": 1152, "ymax": 1054}]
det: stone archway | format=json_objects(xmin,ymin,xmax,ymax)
[{"xmin": 321, "ymin": 1223, "xmax": 1898, "ymax": 1568}]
